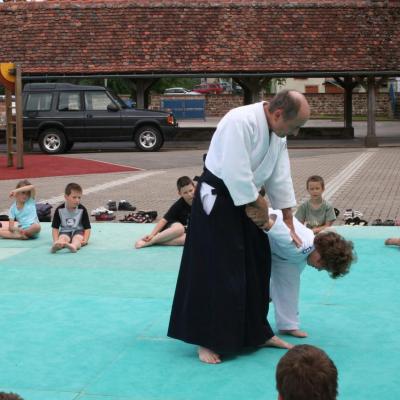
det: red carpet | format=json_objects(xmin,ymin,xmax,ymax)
[{"xmin": 0, "ymin": 155, "xmax": 140, "ymax": 180}]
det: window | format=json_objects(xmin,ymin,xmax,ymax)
[
  {"xmin": 25, "ymin": 93, "xmax": 52, "ymax": 111},
  {"xmin": 85, "ymin": 91, "xmax": 114, "ymax": 111},
  {"xmin": 58, "ymin": 92, "xmax": 81, "ymax": 111}
]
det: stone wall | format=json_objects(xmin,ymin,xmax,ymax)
[{"xmin": 150, "ymin": 93, "xmax": 391, "ymax": 118}]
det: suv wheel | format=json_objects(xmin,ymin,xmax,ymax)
[
  {"xmin": 134, "ymin": 126, "xmax": 163, "ymax": 152},
  {"xmin": 39, "ymin": 128, "xmax": 67, "ymax": 154}
]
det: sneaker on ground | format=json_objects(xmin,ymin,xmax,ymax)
[
  {"xmin": 118, "ymin": 200, "xmax": 136, "ymax": 211},
  {"xmin": 91, "ymin": 207, "xmax": 109, "ymax": 216},
  {"xmin": 107, "ymin": 200, "xmax": 117, "ymax": 211},
  {"xmin": 95, "ymin": 213, "xmax": 116, "ymax": 221}
]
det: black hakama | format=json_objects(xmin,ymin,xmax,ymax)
[{"xmin": 168, "ymin": 170, "xmax": 274, "ymax": 353}]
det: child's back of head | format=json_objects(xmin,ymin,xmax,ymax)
[{"xmin": 276, "ymin": 344, "xmax": 338, "ymax": 400}]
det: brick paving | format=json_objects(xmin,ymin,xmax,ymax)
[{"xmin": 0, "ymin": 147, "xmax": 399, "ymax": 226}]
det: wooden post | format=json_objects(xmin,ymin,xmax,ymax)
[
  {"xmin": 133, "ymin": 79, "xmax": 157, "ymax": 109},
  {"xmin": 5, "ymin": 87, "xmax": 13, "ymax": 167},
  {"xmin": 343, "ymin": 76, "xmax": 353, "ymax": 129},
  {"xmin": 15, "ymin": 64, "xmax": 24, "ymax": 169},
  {"xmin": 365, "ymin": 76, "xmax": 378, "ymax": 147},
  {"xmin": 234, "ymin": 77, "xmax": 269, "ymax": 105}
]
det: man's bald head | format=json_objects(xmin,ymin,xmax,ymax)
[
  {"xmin": 268, "ymin": 90, "xmax": 310, "ymax": 122},
  {"xmin": 266, "ymin": 90, "xmax": 310, "ymax": 137}
]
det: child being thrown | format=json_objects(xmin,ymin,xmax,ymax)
[
  {"xmin": 135, "ymin": 176, "xmax": 194, "ymax": 249},
  {"xmin": 264, "ymin": 208, "xmax": 355, "ymax": 338},
  {"xmin": 51, "ymin": 183, "xmax": 91, "ymax": 253}
]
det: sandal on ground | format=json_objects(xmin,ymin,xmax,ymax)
[
  {"xmin": 371, "ymin": 219, "xmax": 383, "ymax": 226},
  {"xmin": 382, "ymin": 219, "xmax": 395, "ymax": 226},
  {"xmin": 358, "ymin": 219, "xmax": 368, "ymax": 226}
]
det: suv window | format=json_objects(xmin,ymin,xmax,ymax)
[
  {"xmin": 58, "ymin": 92, "xmax": 82, "ymax": 111},
  {"xmin": 85, "ymin": 91, "xmax": 114, "ymax": 111},
  {"xmin": 26, "ymin": 93, "xmax": 53, "ymax": 111}
]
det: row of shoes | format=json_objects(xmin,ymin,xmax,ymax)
[
  {"xmin": 91, "ymin": 200, "xmax": 136, "ymax": 222},
  {"xmin": 371, "ymin": 218, "xmax": 400, "ymax": 226},
  {"xmin": 119, "ymin": 211, "xmax": 158, "ymax": 223},
  {"xmin": 107, "ymin": 200, "xmax": 136, "ymax": 212}
]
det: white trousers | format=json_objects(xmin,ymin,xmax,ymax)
[{"xmin": 270, "ymin": 260, "xmax": 305, "ymax": 330}]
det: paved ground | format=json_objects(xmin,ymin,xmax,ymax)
[{"xmin": 1, "ymin": 145, "xmax": 399, "ymax": 227}]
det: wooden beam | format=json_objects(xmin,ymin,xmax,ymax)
[
  {"xmin": 365, "ymin": 76, "xmax": 378, "ymax": 147},
  {"xmin": 343, "ymin": 76, "xmax": 353, "ymax": 129}
]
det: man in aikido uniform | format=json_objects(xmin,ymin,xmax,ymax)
[
  {"xmin": 266, "ymin": 209, "xmax": 355, "ymax": 338},
  {"xmin": 168, "ymin": 90, "xmax": 310, "ymax": 364}
]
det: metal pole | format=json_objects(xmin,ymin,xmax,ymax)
[
  {"xmin": 5, "ymin": 87, "xmax": 13, "ymax": 167},
  {"xmin": 15, "ymin": 64, "xmax": 24, "ymax": 169}
]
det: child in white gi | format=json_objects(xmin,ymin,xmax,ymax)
[{"xmin": 266, "ymin": 209, "xmax": 355, "ymax": 338}]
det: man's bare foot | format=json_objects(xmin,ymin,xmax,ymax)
[
  {"xmin": 279, "ymin": 329, "xmax": 308, "ymax": 338},
  {"xmin": 65, "ymin": 243, "xmax": 77, "ymax": 253},
  {"xmin": 51, "ymin": 242, "xmax": 64, "ymax": 253},
  {"xmin": 263, "ymin": 335, "xmax": 293, "ymax": 349},
  {"xmin": 385, "ymin": 238, "xmax": 400, "ymax": 246},
  {"xmin": 198, "ymin": 346, "xmax": 221, "ymax": 364},
  {"xmin": 135, "ymin": 239, "xmax": 151, "ymax": 249}
]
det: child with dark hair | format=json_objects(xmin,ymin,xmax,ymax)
[
  {"xmin": 265, "ymin": 209, "xmax": 355, "ymax": 338},
  {"xmin": 135, "ymin": 176, "xmax": 195, "ymax": 249},
  {"xmin": 295, "ymin": 175, "xmax": 336, "ymax": 234},
  {"xmin": 51, "ymin": 183, "xmax": 91, "ymax": 253},
  {"xmin": 0, "ymin": 179, "xmax": 41, "ymax": 240},
  {"xmin": 276, "ymin": 344, "xmax": 338, "ymax": 400}
]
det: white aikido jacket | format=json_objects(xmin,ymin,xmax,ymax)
[
  {"xmin": 204, "ymin": 102, "xmax": 296, "ymax": 209},
  {"xmin": 267, "ymin": 209, "xmax": 315, "ymax": 330}
]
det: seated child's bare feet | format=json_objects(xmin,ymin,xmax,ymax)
[
  {"xmin": 263, "ymin": 335, "xmax": 293, "ymax": 349},
  {"xmin": 279, "ymin": 329, "xmax": 308, "ymax": 338},
  {"xmin": 135, "ymin": 239, "xmax": 151, "ymax": 249},
  {"xmin": 385, "ymin": 238, "xmax": 400, "ymax": 246},
  {"xmin": 65, "ymin": 243, "xmax": 77, "ymax": 253},
  {"xmin": 198, "ymin": 346, "xmax": 221, "ymax": 364},
  {"xmin": 51, "ymin": 242, "xmax": 64, "ymax": 253}
]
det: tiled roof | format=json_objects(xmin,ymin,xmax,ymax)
[{"xmin": 0, "ymin": 0, "xmax": 399, "ymax": 76}]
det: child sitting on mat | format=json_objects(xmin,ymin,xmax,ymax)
[
  {"xmin": 135, "ymin": 176, "xmax": 194, "ymax": 249},
  {"xmin": 51, "ymin": 182, "xmax": 91, "ymax": 253},
  {"xmin": 295, "ymin": 175, "xmax": 337, "ymax": 234},
  {"xmin": 0, "ymin": 179, "xmax": 41, "ymax": 240}
]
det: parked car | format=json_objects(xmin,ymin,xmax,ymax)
[
  {"xmin": 192, "ymin": 83, "xmax": 224, "ymax": 94},
  {"xmin": 22, "ymin": 83, "xmax": 178, "ymax": 153},
  {"xmin": 220, "ymin": 82, "xmax": 233, "ymax": 92},
  {"xmin": 164, "ymin": 87, "xmax": 200, "ymax": 95}
]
